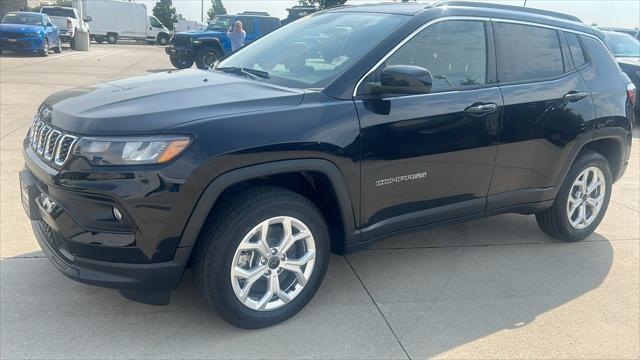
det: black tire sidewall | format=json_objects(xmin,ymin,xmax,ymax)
[
  {"xmin": 170, "ymin": 55, "xmax": 193, "ymax": 69},
  {"xmin": 553, "ymin": 152, "xmax": 612, "ymax": 241},
  {"xmin": 206, "ymin": 197, "xmax": 329, "ymax": 328},
  {"xmin": 195, "ymin": 47, "xmax": 219, "ymax": 69}
]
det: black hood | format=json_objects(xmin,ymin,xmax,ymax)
[{"xmin": 44, "ymin": 69, "xmax": 304, "ymax": 135}]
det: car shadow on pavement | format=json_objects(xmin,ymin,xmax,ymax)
[{"xmin": 0, "ymin": 214, "xmax": 615, "ymax": 359}]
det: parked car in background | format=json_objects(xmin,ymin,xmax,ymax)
[
  {"xmin": 174, "ymin": 19, "xmax": 205, "ymax": 33},
  {"xmin": 73, "ymin": 0, "xmax": 170, "ymax": 45},
  {"xmin": 602, "ymin": 30, "xmax": 640, "ymax": 121},
  {"xmin": 0, "ymin": 12, "xmax": 61, "ymax": 56},
  {"xmin": 599, "ymin": 27, "xmax": 640, "ymax": 40},
  {"xmin": 40, "ymin": 6, "xmax": 90, "ymax": 50},
  {"xmin": 282, "ymin": 5, "xmax": 318, "ymax": 25},
  {"xmin": 21, "ymin": 2, "xmax": 635, "ymax": 329},
  {"xmin": 165, "ymin": 13, "xmax": 280, "ymax": 69}
]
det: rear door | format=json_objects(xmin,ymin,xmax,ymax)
[
  {"xmin": 488, "ymin": 21, "xmax": 596, "ymax": 209},
  {"xmin": 238, "ymin": 17, "xmax": 258, "ymax": 43},
  {"xmin": 356, "ymin": 19, "xmax": 502, "ymax": 238}
]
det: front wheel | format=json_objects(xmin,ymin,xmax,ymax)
[
  {"xmin": 169, "ymin": 55, "xmax": 194, "ymax": 69},
  {"xmin": 195, "ymin": 46, "xmax": 221, "ymax": 70},
  {"xmin": 156, "ymin": 34, "xmax": 169, "ymax": 46},
  {"xmin": 94, "ymin": 35, "xmax": 104, "ymax": 44},
  {"xmin": 193, "ymin": 186, "xmax": 330, "ymax": 328},
  {"xmin": 39, "ymin": 38, "xmax": 49, "ymax": 57},
  {"xmin": 536, "ymin": 150, "xmax": 612, "ymax": 242},
  {"xmin": 106, "ymin": 34, "xmax": 118, "ymax": 44}
]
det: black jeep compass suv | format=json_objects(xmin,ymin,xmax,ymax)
[{"xmin": 20, "ymin": 1, "xmax": 635, "ymax": 328}]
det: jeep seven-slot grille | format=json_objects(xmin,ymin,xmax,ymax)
[{"xmin": 29, "ymin": 119, "xmax": 77, "ymax": 167}]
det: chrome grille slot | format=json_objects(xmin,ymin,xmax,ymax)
[
  {"xmin": 28, "ymin": 119, "xmax": 77, "ymax": 167},
  {"xmin": 37, "ymin": 126, "xmax": 51, "ymax": 155},
  {"xmin": 54, "ymin": 134, "xmax": 77, "ymax": 166},
  {"xmin": 44, "ymin": 130, "xmax": 61, "ymax": 160}
]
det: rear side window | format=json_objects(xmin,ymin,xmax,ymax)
[
  {"xmin": 41, "ymin": 7, "xmax": 76, "ymax": 18},
  {"xmin": 495, "ymin": 22, "xmax": 564, "ymax": 82},
  {"xmin": 386, "ymin": 20, "xmax": 488, "ymax": 91},
  {"xmin": 239, "ymin": 17, "xmax": 255, "ymax": 34},
  {"xmin": 565, "ymin": 32, "xmax": 587, "ymax": 68},
  {"xmin": 259, "ymin": 19, "xmax": 276, "ymax": 34}
]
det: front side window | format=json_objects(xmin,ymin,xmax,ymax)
[
  {"xmin": 495, "ymin": 22, "xmax": 564, "ymax": 82},
  {"xmin": 217, "ymin": 12, "xmax": 406, "ymax": 89},
  {"xmin": 207, "ymin": 16, "xmax": 232, "ymax": 32},
  {"xmin": 149, "ymin": 16, "xmax": 163, "ymax": 28},
  {"xmin": 385, "ymin": 20, "xmax": 488, "ymax": 91},
  {"xmin": 565, "ymin": 32, "xmax": 587, "ymax": 67}
]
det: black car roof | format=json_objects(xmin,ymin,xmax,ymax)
[{"xmin": 329, "ymin": 1, "xmax": 594, "ymax": 35}]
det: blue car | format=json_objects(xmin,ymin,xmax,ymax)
[
  {"xmin": 165, "ymin": 13, "xmax": 281, "ymax": 69},
  {"xmin": 0, "ymin": 12, "xmax": 61, "ymax": 56}
]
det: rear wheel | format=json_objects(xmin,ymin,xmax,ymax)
[
  {"xmin": 193, "ymin": 186, "xmax": 329, "ymax": 328},
  {"xmin": 195, "ymin": 46, "xmax": 221, "ymax": 70},
  {"xmin": 106, "ymin": 34, "xmax": 118, "ymax": 44},
  {"xmin": 94, "ymin": 35, "xmax": 105, "ymax": 44},
  {"xmin": 53, "ymin": 39, "xmax": 61, "ymax": 53},
  {"xmin": 536, "ymin": 150, "xmax": 612, "ymax": 242},
  {"xmin": 169, "ymin": 55, "xmax": 194, "ymax": 69},
  {"xmin": 69, "ymin": 36, "xmax": 76, "ymax": 50}
]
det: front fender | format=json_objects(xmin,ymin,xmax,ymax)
[{"xmin": 177, "ymin": 159, "xmax": 359, "ymax": 252}]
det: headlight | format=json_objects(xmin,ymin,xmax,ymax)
[
  {"xmin": 193, "ymin": 39, "xmax": 201, "ymax": 44},
  {"xmin": 74, "ymin": 135, "xmax": 191, "ymax": 165}
]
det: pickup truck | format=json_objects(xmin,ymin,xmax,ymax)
[{"xmin": 40, "ymin": 6, "xmax": 90, "ymax": 50}]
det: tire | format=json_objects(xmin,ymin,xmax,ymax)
[
  {"xmin": 106, "ymin": 34, "xmax": 118, "ymax": 44},
  {"xmin": 195, "ymin": 46, "xmax": 221, "ymax": 70},
  {"xmin": 39, "ymin": 38, "xmax": 49, "ymax": 57},
  {"xmin": 156, "ymin": 34, "xmax": 169, "ymax": 46},
  {"xmin": 169, "ymin": 55, "xmax": 194, "ymax": 69},
  {"xmin": 53, "ymin": 40, "xmax": 61, "ymax": 53},
  {"xmin": 94, "ymin": 35, "xmax": 104, "ymax": 44},
  {"xmin": 70, "ymin": 36, "xmax": 76, "ymax": 50},
  {"xmin": 193, "ymin": 186, "xmax": 330, "ymax": 329},
  {"xmin": 535, "ymin": 150, "xmax": 612, "ymax": 242}
]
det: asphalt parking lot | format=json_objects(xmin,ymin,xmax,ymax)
[{"xmin": 1, "ymin": 44, "xmax": 638, "ymax": 359}]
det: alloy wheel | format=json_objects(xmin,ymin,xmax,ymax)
[
  {"xmin": 566, "ymin": 166, "xmax": 606, "ymax": 230},
  {"xmin": 230, "ymin": 216, "xmax": 316, "ymax": 311}
]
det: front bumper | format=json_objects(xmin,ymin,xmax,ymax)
[
  {"xmin": 0, "ymin": 36, "xmax": 45, "ymax": 52},
  {"xmin": 21, "ymin": 143, "xmax": 194, "ymax": 292},
  {"xmin": 165, "ymin": 46, "xmax": 193, "ymax": 57},
  {"xmin": 32, "ymin": 218, "xmax": 189, "ymax": 292}
]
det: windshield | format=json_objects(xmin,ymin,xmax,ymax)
[
  {"xmin": 1, "ymin": 13, "xmax": 44, "ymax": 25},
  {"xmin": 604, "ymin": 32, "xmax": 640, "ymax": 57},
  {"xmin": 216, "ymin": 12, "xmax": 406, "ymax": 89},
  {"xmin": 41, "ymin": 8, "xmax": 76, "ymax": 19},
  {"xmin": 207, "ymin": 16, "xmax": 232, "ymax": 32}
]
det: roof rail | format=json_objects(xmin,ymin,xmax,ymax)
[
  {"xmin": 433, "ymin": 1, "xmax": 583, "ymax": 23},
  {"xmin": 237, "ymin": 11, "xmax": 271, "ymax": 16}
]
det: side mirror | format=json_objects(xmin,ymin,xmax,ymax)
[
  {"xmin": 84, "ymin": 16, "xmax": 92, "ymax": 22},
  {"xmin": 366, "ymin": 65, "xmax": 432, "ymax": 95}
]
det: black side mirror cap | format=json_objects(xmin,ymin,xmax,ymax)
[{"xmin": 366, "ymin": 65, "xmax": 433, "ymax": 96}]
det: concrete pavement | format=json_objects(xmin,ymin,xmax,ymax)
[{"xmin": 1, "ymin": 44, "xmax": 638, "ymax": 359}]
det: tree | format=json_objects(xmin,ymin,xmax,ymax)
[
  {"xmin": 207, "ymin": 0, "xmax": 227, "ymax": 20},
  {"xmin": 153, "ymin": 0, "xmax": 177, "ymax": 31},
  {"xmin": 298, "ymin": 0, "xmax": 347, "ymax": 10}
]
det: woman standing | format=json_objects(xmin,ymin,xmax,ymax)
[{"xmin": 227, "ymin": 20, "xmax": 246, "ymax": 52}]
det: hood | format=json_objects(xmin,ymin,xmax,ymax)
[
  {"xmin": 178, "ymin": 30, "xmax": 225, "ymax": 37},
  {"xmin": 0, "ymin": 23, "xmax": 43, "ymax": 33},
  {"xmin": 616, "ymin": 57, "xmax": 640, "ymax": 67},
  {"xmin": 44, "ymin": 69, "xmax": 304, "ymax": 135}
]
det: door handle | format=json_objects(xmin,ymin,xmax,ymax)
[
  {"xmin": 564, "ymin": 92, "xmax": 588, "ymax": 102},
  {"xmin": 465, "ymin": 103, "xmax": 497, "ymax": 115}
]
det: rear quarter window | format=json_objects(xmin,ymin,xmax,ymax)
[
  {"xmin": 495, "ymin": 22, "xmax": 565, "ymax": 83},
  {"xmin": 565, "ymin": 32, "xmax": 588, "ymax": 68}
]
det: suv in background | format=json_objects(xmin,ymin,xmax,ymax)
[
  {"xmin": 599, "ymin": 27, "xmax": 640, "ymax": 40},
  {"xmin": 165, "ymin": 13, "xmax": 280, "ymax": 69},
  {"xmin": 40, "ymin": 6, "xmax": 90, "ymax": 50},
  {"xmin": 21, "ymin": 1, "xmax": 635, "ymax": 329},
  {"xmin": 601, "ymin": 30, "xmax": 640, "ymax": 121}
]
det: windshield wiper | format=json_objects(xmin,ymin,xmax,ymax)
[{"xmin": 215, "ymin": 67, "xmax": 270, "ymax": 80}]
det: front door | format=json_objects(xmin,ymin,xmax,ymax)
[{"xmin": 356, "ymin": 19, "xmax": 502, "ymax": 239}]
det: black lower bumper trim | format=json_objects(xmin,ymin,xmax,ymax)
[{"xmin": 32, "ymin": 220, "xmax": 190, "ymax": 292}]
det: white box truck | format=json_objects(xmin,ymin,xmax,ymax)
[{"xmin": 73, "ymin": 0, "xmax": 171, "ymax": 45}]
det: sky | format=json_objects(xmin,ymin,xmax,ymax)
[{"xmin": 137, "ymin": 0, "xmax": 640, "ymax": 29}]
